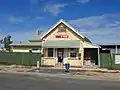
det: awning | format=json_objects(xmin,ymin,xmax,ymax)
[
  {"xmin": 83, "ymin": 42, "xmax": 100, "ymax": 48},
  {"xmin": 43, "ymin": 40, "xmax": 80, "ymax": 48}
]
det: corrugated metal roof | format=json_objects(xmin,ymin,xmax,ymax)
[
  {"xmin": 29, "ymin": 32, "xmax": 45, "ymax": 41},
  {"xmin": 83, "ymin": 42, "xmax": 100, "ymax": 48},
  {"xmin": 10, "ymin": 42, "xmax": 42, "ymax": 46},
  {"xmin": 43, "ymin": 40, "xmax": 80, "ymax": 48},
  {"xmin": 98, "ymin": 43, "xmax": 120, "ymax": 46}
]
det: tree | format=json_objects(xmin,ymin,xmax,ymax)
[
  {"xmin": 0, "ymin": 39, "xmax": 3, "ymax": 44},
  {"xmin": 1, "ymin": 35, "xmax": 13, "ymax": 51},
  {"xmin": 0, "ymin": 39, "xmax": 4, "ymax": 50}
]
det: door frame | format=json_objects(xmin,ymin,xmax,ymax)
[{"xmin": 57, "ymin": 48, "xmax": 64, "ymax": 63}]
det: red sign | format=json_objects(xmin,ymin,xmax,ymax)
[{"xmin": 56, "ymin": 35, "xmax": 69, "ymax": 38}]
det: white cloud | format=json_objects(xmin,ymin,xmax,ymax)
[
  {"xmin": 76, "ymin": 0, "xmax": 90, "ymax": 3},
  {"xmin": 0, "ymin": 30, "xmax": 36, "ymax": 44},
  {"xmin": 44, "ymin": 4, "xmax": 68, "ymax": 16},
  {"xmin": 69, "ymin": 13, "xmax": 120, "ymax": 44},
  {"xmin": 8, "ymin": 16, "xmax": 44, "ymax": 24},
  {"xmin": 9, "ymin": 16, "xmax": 24, "ymax": 24},
  {"xmin": 0, "ymin": 27, "xmax": 46, "ymax": 44},
  {"xmin": 8, "ymin": 31, "xmax": 35, "ymax": 43},
  {"xmin": 69, "ymin": 13, "xmax": 120, "ymax": 30}
]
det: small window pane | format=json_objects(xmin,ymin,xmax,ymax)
[
  {"xmin": 70, "ymin": 48, "xmax": 77, "ymax": 57},
  {"xmin": 58, "ymin": 27, "xmax": 66, "ymax": 32},
  {"xmin": 47, "ymin": 48, "xmax": 53, "ymax": 57}
]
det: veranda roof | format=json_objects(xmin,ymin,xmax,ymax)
[{"xmin": 43, "ymin": 40, "xmax": 80, "ymax": 48}]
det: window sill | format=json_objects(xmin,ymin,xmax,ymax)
[
  {"xmin": 68, "ymin": 57, "xmax": 79, "ymax": 60},
  {"xmin": 44, "ymin": 57, "xmax": 55, "ymax": 59}
]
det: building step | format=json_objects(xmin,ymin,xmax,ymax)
[
  {"xmin": 55, "ymin": 63, "xmax": 64, "ymax": 68},
  {"xmin": 82, "ymin": 65, "xmax": 98, "ymax": 69}
]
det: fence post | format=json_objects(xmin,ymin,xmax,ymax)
[
  {"xmin": 110, "ymin": 53, "xmax": 113, "ymax": 69},
  {"xmin": 98, "ymin": 47, "xmax": 100, "ymax": 67},
  {"xmin": 40, "ymin": 51, "xmax": 41, "ymax": 66},
  {"xmin": 21, "ymin": 53, "xmax": 24, "ymax": 65},
  {"xmin": 29, "ymin": 50, "xmax": 32, "ymax": 66}
]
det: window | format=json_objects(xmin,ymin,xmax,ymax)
[
  {"xmin": 70, "ymin": 48, "xmax": 77, "ymax": 58},
  {"xmin": 58, "ymin": 26, "xmax": 66, "ymax": 32},
  {"xmin": 47, "ymin": 48, "xmax": 53, "ymax": 57}
]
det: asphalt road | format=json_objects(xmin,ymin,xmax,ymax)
[{"xmin": 0, "ymin": 73, "xmax": 120, "ymax": 90}]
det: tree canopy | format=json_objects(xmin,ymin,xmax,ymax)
[{"xmin": 0, "ymin": 35, "xmax": 13, "ymax": 51}]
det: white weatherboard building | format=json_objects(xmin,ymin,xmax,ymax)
[{"xmin": 10, "ymin": 19, "xmax": 100, "ymax": 67}]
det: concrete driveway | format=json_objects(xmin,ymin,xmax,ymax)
[{"xmin": 0, "ymin": 72, "xmax": 120, "ymax": 90}]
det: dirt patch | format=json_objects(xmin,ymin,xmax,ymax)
[
  {"xmin": 75, "ymin": 70, "xmax": 120, "ymax": 80},
  {"xmin": 0, "ymin": 65, "xmax": 36, "ymax": 72},
  {"xmin": 75, "ymin": 71, "xmax": 100, "ymax": 76}
]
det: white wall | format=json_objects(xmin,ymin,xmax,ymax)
[
  {"xmin": 110, "ymin": 48, "xmax": 120, "ymax": 54},
  {"xmin": 12, "ymin": 49, "xmax": 41, "ymax": 53},
  {"xmin": 12, "ymin": 49, "xmax": 29, "ymax": 52}
]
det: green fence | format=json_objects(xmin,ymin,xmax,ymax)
[
  {"xmin": 0, "ymin": 51, "xmax": 41, "ymax": 66},
  {"xmin": 100, "ymin": 53, "xmax": 120, "ymax": 69}
]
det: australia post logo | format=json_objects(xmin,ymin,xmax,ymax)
[{"xmin": 55, "ymin": 34, "xmax": 69, "ymax": 38}]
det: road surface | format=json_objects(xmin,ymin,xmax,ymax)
[{"xmin": 0, "ymin": 72, "xmax": 120, "ymax": 90}]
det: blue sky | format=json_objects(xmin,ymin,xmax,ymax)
[{"xmin": 0, "ymin": 0, "xmax": 120, "ymax": 44}]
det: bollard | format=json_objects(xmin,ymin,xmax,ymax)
[{"xmin": 37, "ymin": 61, "xmax": 40, "ymax": 69}]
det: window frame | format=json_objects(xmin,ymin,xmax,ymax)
[
  {"xmin": 57, "ymin": 26, "xmax": 66, "ymax": 32},
  {"xmin": 69, "ymin": 48, "xmax": 77, "ymax": 58},
  {"xmin": 47, "ymin": 48, "xmax": 53, "ymax": 57}
]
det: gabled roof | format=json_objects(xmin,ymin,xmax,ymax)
[{"xmin": 41, "ymin": 19, "xmax": 85, "ymax": 39}]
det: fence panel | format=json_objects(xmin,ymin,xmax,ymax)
[
  {"xmin": 100, "ymin": 53, "xmax": 120, "ymax": 69},
  {"xmin": 30, "ymin": 53, "xmax": 41, "ymax": 66},
  {"xmin": 0, "ymin": 51, "xmax": 41, "ymax": 66},
  {"xmin": 100, "ymin": 53, "xmax": 112, "ymax": 68},
  {"xmin": 111, "ymin": 54, "xmax": 120, "ymax": 69}
]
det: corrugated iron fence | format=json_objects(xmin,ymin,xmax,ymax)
[
  {"xmin": 100, "ymin": 53, "xmax": 120, "ymax": 69},
  {"xmin": 0, "ymin": 51, "xmax": 41, "ymax": 66}
]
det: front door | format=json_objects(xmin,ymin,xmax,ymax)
[{"xmin": 57, "ymin": 48, "xmax": 64, "ymax": 62}]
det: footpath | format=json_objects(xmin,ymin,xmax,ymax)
[{"xmin": 0, "ymin": 65, "xmax": 120, "ymax": 81}]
